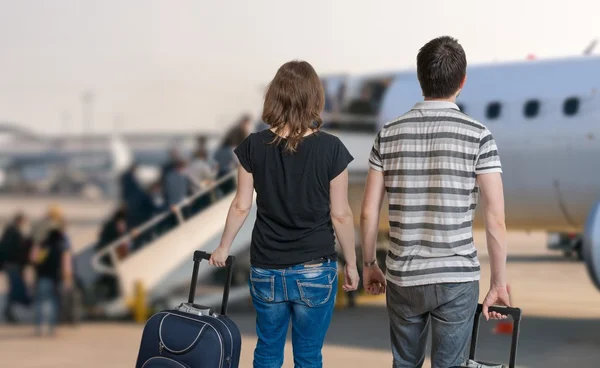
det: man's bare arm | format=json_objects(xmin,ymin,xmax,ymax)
[
  {"xmin": 360, "ymin": 168, "xmax": 387, "ymax": 294},
  {"xmin": 360, "ymin": 168, "xmax": 386, "ymax": 263},
  {"xmin": 477, "ymin": 172, "xmax": 510, "ymax": 320}
]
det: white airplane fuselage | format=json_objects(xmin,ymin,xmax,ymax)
[{"xmin": 326, "ymin": 56, "xmax": 600, "ymax": 233}]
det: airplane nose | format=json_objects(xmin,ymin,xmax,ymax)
[{"xmin": 583, "ymin": 200, "xmax": 600, "ymax": 290}]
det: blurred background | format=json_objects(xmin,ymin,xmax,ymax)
[{"xmin": 1, "ymin": 1, "xmax": 600, "ymax": 367}]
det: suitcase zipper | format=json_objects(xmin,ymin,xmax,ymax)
[
  {"xmin": 143, "ymin": 311, "xmax": 226, "ymax": 368},
  {"xmin": 159, "ymin": 316, "xmax": 208, "ymax": 354},
  {"xmin": 162, "ymin": 312, "xmax": 225, "ymax": 368},
  {"xmin": 159, "ymin": 341, "xmax": 164, "ymax": 355},
  {"xmin": 206, "ymin": 315, "xmax": 235, "ymax": 365},
  {"xmin": 141, "ymin": 356, "xmax": 187, "ymax": 368}
]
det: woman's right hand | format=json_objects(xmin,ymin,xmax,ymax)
[
  {"xmin": 209, "ymin": 246, "xmax": 230, "ymax": 267},
  {"xmin": 343, "ymin": 264, "xmax": 360, "ymax": 291}
]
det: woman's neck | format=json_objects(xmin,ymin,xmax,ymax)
[{"xmin": 270, "ymin": 127, "xmax": 316, "ymax": 138}]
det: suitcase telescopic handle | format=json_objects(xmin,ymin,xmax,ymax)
[
  {"xmin": 477, "ymin": 304, "xmax": 522, "ymax": 320},
  {"xmin": 469, "ymin": 304, "xmax": 522, "ymax": 368},
  {"xmin": 193, "ymin": 250, "xmax": 234, "ymax": 266},
  {"xmin": 188, "ymin": 251, "xmax": 235, "ymax": 316}
]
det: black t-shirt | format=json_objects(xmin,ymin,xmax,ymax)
[
  {"xmin": 0, "ymin": 225, "xmax": 28, "ymax": 265},
  {"xmin": 234, "ymin": 129, "xmax": 354, "ymax": 269},
  {"xmin": 36, "ymin": 230, "xmax": 66, "ymax": 282}
]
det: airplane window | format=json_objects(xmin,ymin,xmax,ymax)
[
  {"xmin": 486, "ymin": 102, "xmax": 502, "ymax": 120},
  {"xmin": 524, "ymin": 100, "xmax": 540, "ymax": 118},
  {"xmin": 563, "ymin": 97, "xmax": 579, "ymax": 116}
]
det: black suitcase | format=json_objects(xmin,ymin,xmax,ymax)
[
  {"xmin": 59, "ymin": 285, "xmax": 83, "ymax": 325},
  {"xmin": 135, "ymin": 251, "xmax": 242, "ymax": 368},
  {"xmin": 460, "ymin": 304, "xmax": 522, "ymax": 368}
]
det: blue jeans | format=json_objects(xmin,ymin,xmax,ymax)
[
  {"xmin": 386, "ymin": 281, "xmax": 479, "ymax": 368},
  {"xmin": 249, "ymin": 261, "xmax": 338, "ymax": 368},
  {"xmin": 5, "ymin": 263, "xmax": 30, "ymax": 305},
  {"xmin": 34, "ymin": 277, "xmax": 59, "ymax": 334}
]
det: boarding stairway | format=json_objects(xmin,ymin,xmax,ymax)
[{"xmin": 77, "ymin": 171, "xmax": 257, "ymax": 318}]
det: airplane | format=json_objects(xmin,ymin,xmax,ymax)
[
  {"xmin": 317, "ymin": 52, "xmax": 600, "ymax": 291},
  {"xmin": 0, "ymin": 125, "xmax": 221, "ymax": 199}
]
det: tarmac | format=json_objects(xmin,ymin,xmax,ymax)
[{"xmin": 2, "ymin": 231, "xmax": 600, "ymax": 367}]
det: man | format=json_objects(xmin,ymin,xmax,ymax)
[
  {"xmin": 160, "ymin": 147, "xmax": 183, "ymax": 187},
  {"xmin": 94, "ymin": 207, "xmax": 129, "ymax": 299},
  {"xmin": 119, "ymin": 163, "xmax": 144, "ymax": 202},
  {"xmin": 164, "ymin": 159, "xmax": 193, "ymax": 222},
  {"xmin": 96, "ymin": 206, "xmax": 130, "ymax": 262},
  {"xmin": 119, "ymin": 163, "xmax": 148, "ymax": 229},
  {"xmin": 360, "ymin": 36, "xmax": 511, "ymax": 368},
  {"xmin": 0, "ymin": 213, "xmax": 31, "ymax": 322}
]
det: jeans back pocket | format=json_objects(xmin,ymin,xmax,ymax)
[
  {"xmin": 296, "ymin": 270, "xmax": 337, "ymax": 307},
  {"xmin": 249, "ymin": 269, "xmax": 275, "ymax": 302}
]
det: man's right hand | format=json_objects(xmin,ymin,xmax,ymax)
[
  {"xmin": 363, "ymin": 265, "xmax": 386, "ymax": 295},
  {"xmin": 482, "ymin": 284, "xmax": 511, "ymax": 320}
]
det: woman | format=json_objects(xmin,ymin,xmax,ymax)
[
  {"xmin": 209, "ymin": 60, "xmax": 359, "ymax": 368},
  {"xmin": 30, "ymin": 220, "xmax": 73, "ymax": 336}
]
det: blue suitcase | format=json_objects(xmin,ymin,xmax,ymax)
[{"xmin": 135, "ymin": 251, "xmax": 242, "ymax": 368}]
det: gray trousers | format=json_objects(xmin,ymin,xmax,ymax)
[{"xmin": 386, "ymin": 281, "xmax": 479, "ymax": 368}]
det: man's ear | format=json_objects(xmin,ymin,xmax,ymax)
[
  {"xmin": 459, "ymin": 74, "xmax": 467, "ymax": 90},
  {"xmin": 455, "ymin": 74, "xmax": 467, "ymax": 98}
]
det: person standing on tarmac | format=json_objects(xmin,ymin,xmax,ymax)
[
  {"xmin": 30, "ymin": 220, "xmax": 73, "ymax": 336},
  {"xmin": 360, "ymin": 36, "xmax": 511, "ymax": 368},
  {"xmin": 0, "ymin": 213, "xmax": 32, "ymax": 322},
  {"xmin": 209, "ymin": 60, "xmax": 360, "ymax": 368}
]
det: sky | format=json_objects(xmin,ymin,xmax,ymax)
[{"xmin": 0, "ymin": 0, "xmax": 598, "ymax": 135}]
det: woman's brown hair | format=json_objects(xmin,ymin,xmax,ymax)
[{"xmin": 262, "ymin": 60, "xmax": 325, "ymax": 153}]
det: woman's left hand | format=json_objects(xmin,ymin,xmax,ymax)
[
  {"xmin": 343, "ymin": 264, "xmax": 360, "ymax": 292},
  {"xmin": 209, "ymin": 246, "xmax": 230, "ymax": 267}
]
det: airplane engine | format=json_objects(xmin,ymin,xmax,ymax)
[{"xmin": 583, "ymin": 200, "xmax": 600, "ymax": 291}]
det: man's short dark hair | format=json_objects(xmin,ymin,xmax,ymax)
[{"xmin": 417, "ymin": 36, "xmax": 467, "ymax": 99}]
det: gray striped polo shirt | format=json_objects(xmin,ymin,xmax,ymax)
[{"xmin": 369, "ymin": 101, "xmax": 502, "ymax": 287}]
